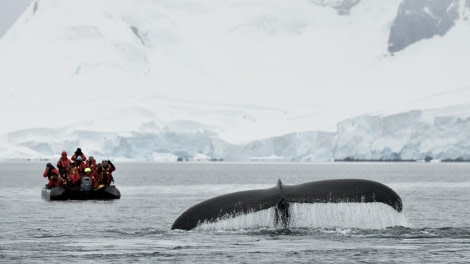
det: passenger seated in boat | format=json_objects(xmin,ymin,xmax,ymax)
[
  {"xmin": 43, "ymin": 163, "xmax": 62, "ymax": 188},
  {"xmin": 85, "ymin": 156, "xmax": 97, "ymax": 173},
  {"xmin": 59, "ymin": 169, "xmax": 68, "ymax": 187},
  {"xmin": 73, "ymin": 156, "xmax": 87, "ymax": 176},
  {"xmin": 56, "ymin": 151, "xmax": 71, "ymax": 175},
  {"xmin": 62, "ymin": 164, "xmax": 80, "ymax": 189},
  {"xmin": 83, "ymin": 167, "xmax": 98, "ymax": 189},
  {"xmin": 96, "ymin": 160, "xmax": 116, "ymax": 186},
  {"xmin": 71, "ymin": 148, "xmax": 86, "ymax": 163},
  {"xmin": 61, "ymin": 165, "xmax": 72, "ymax": 188}
]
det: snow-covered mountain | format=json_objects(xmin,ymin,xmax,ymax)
[{"xmin": 0, "ymin": 0, "xmax": 469, "ymax": 161}]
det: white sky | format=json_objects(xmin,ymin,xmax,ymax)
[{"xmin": 0, "ymin": 0, "xmax": 31, "ymax": 37}]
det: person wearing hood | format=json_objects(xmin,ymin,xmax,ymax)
[
  {"xmin": 85, "ymin": 156, "xmax": 97, "ymax": 173},
  {"xmin": 64, "ymin": 164, "xmax": 81, "ymax": 188},
  {"xmin": 73, "ymin": 155, "xmax": 87, "ymax": 176},
  {"xmin": 96, "ymin": 160, "xmax": 116, "ymax": 186},
  {"xmin": 56, "ymin": 151, "xmax": 71, "ymax": 176},
  {"xmin": 83, "ymin": 167, "xmax": 98, "ymax": 189},
  {"xmin": 43, "ymin": 163, "xmax": 62, "ymax": 188},
  {"xmin": 71, "ymin": 148, "xmax": 86, "ymax": 163}
]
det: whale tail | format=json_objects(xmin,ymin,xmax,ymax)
[{"xmin": 171, "ymin": 179, "xmax": 403, "ymax": 230}]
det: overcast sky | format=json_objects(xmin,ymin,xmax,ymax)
[{"xmin": 0, "ymin": 0, "xmax": 31, "ymax": 38}]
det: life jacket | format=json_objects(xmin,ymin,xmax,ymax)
[
  {"xmin": 67, "ymin": 167, "xmax": 81, "ymax": 185},
  {"xmin": 57, "ymin": 157, "xmax": 71, "ymax": 170},
  {"xmin": 97, "ymin": 166, "xmax": 114, "ymax": 185},
  {"xmin": 46, "ymin": 168, "xmax": 59, "ymax": 181},
  {"xmin": 85, "ymin": 160, "xmax": 97, "ymax": 172}
]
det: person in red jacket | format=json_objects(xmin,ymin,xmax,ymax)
[
  {"xmin": 56, "ymin": 151, "xmax": 71, "ymax": 176},
  {"xmin": 96, "ymin": 160, "xmax": 116, "ymax": 186},
  {"xmin": 85, "ymin": 156, "xmax": 97, "ymax": 173},
  {"xmin": 64, "ymin": 164, "xmax": 81, "ymax": 188},
  {"xmin": 59, "ymin": 165, "xmax": 72, "ymax": 189},
  {"xmin": 43, "ymin": 163, "xmax": 62, "ymax": 188},
  {"xmin": 73, "ymin": 155, "xmax": 87, "ymax": 176},
  {"xmin": 71, "ymin": 148, "xmax": 86, "ymax": 163},
  {"xmin": 59, "ymin": 168, "xmax": 69, "ymax": 187}
]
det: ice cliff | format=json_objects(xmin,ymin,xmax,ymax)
[{"xmin": 0, "ymin": 0, "xmax": 469, "ymax": 161}]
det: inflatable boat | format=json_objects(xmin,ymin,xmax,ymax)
[{"xmin": 41, "ymin": 176, "xmax": 121, "ymax": 200}]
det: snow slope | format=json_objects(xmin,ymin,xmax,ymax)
[{"xmin": 0, "ymin": 0, "xmax": 469, "ymax": 161}]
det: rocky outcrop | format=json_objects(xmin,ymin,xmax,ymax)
[{"xmin": 388, "ymin": 0, "xmax": 462, "ymax": 53}]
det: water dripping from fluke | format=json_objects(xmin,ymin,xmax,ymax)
[
  {"xmin": 171, "ymin": 179, "xmax": 405, "ymax": 231},
  {"xmin": 194, "ymin": 203, "xmax": 409, "ymax": 232}
]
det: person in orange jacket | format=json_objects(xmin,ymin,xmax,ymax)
[
  {"xmin": 43, "ymin": 163, "xmax": 62, "ymax": 188},
  {"xmin": 57, "ymin": 151, "xmax": 71, "ymax": 176}
]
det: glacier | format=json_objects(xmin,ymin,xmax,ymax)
[
  {"xmin": 0, "ymin": 0, "xmax": 469, "ymax": 162},
  {"xmin": 333, "ymin": 105, "xmax": 470, "ymax": 162}
]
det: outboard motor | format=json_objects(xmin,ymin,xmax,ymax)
[{"xmin": 81, "ymin": 176, "xmax": 93, "ymax": 192}]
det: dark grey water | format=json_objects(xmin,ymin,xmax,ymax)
[{"xmin": 0, "ymin": 162, "xmax": 469, "ymax": 263}]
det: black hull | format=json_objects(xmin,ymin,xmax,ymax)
[{"xmin": 41, "ymin": 186, "xmax": 121, "ymax": 201}]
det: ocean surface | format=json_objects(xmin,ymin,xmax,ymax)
[{"xmin": 0, "ymin": 162, "xmax": 469, "ymax": 263}]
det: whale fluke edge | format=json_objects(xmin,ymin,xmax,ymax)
[{"xmin": 171, "ymin": 179, "xmax": 403, "ymax": 230}]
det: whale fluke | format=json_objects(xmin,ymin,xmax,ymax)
[{"xmin": 171, "ymin": 179, "xmax": 403, "ymax": 230}]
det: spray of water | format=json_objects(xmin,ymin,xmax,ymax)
[{"xmin": 196, "ymin": 202, "xmax": 409, "ymax": 231}]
